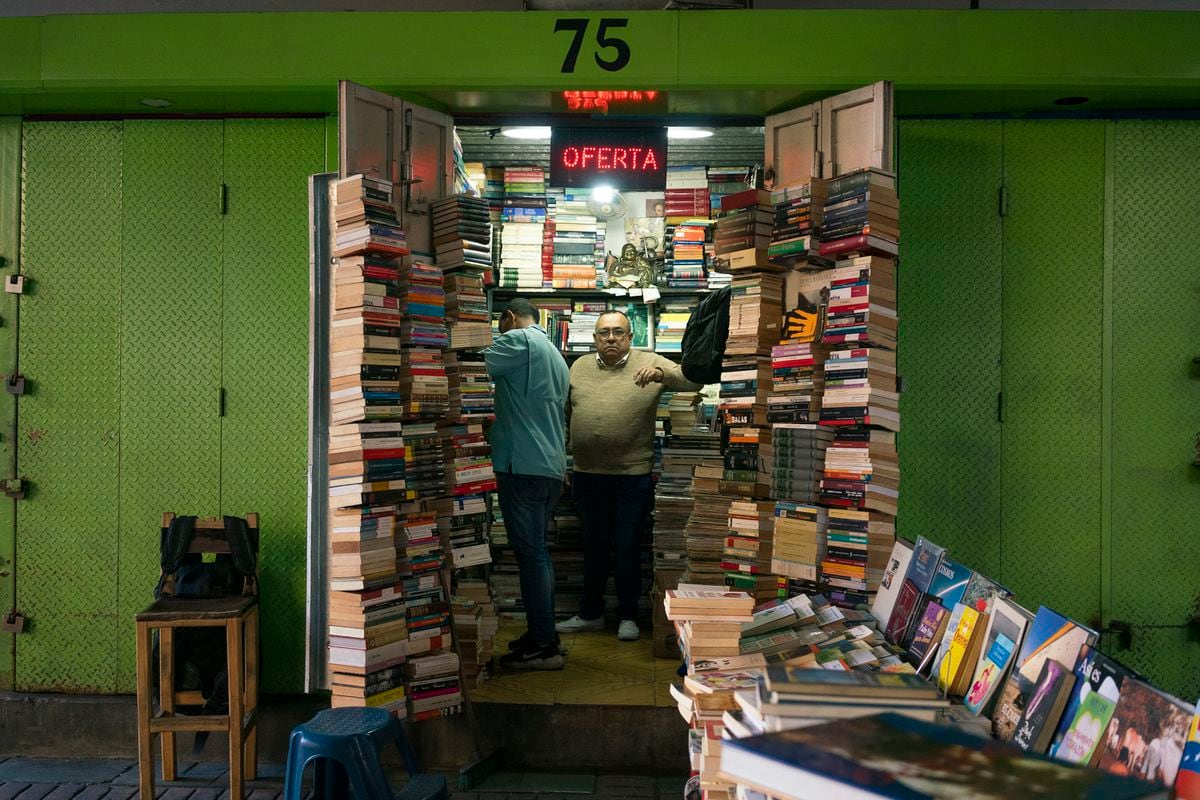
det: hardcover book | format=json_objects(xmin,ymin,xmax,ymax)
[
  {"xmin": 993, "ymin": 606, "xmax": 1096, "ymax": 743},
  {"xmin": 1095, "ymin": 678, "xmax": 1192, "ymax": 788},
  {"xmin": 883, "ymin": 536, "xmax": 945, "ymax": 646},
  {"xmin": 1012, "ymin": 659, "xmax": 1075, "ymax": 753},
  {"xmin": 905, "ymin": 601, "xmax": 949, "ymax": 675},
  {"xmin": 1050, "ymin": 645, "xmax": 1136, "ymax": 764},
  {"xmin": 966, "ymin": 597, "xmax": 1032, "ymax": 717},
  {"xmin": 870, "ymin": 538, "xmax": 913, "ymax": 628},
  {"xmin": 964, "ymin": 632, "xmax": 1016, "ymax": 716}
]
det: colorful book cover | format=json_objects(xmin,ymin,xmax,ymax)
[
  {"xmin": 1174, "ymin": 699, "xmax": 1200, "ymax": 799},
  {"xmin": 905, "ymin": 536, "xmax": 947, "ymax": 595},
  {"xmin": 1012, "ymin": 659, "xmax": 1075, "ymax": 753},
  {"xmin": 965, "ymin": 632, "xmax": 1016, "ymax": 716},
  {"xmin": 926, "ymin": 557, "xmax": 972, "ymax": 611},
  {"xmin": 869, "ymin": 538, "xmax": 913, "ymax": 628},
  {"xmin": 928, "ymin": 602, "xmax": 968, "ymax": 680},
  {"xmin": 719, "ymin": 712, "xmax": 1165, "ymax": 800},
  {"xmin": 1050, "ymin": 645, "xmax": 1135, "ymax": 764},
  {"xmin": 1095, "ymin": 678, "xmax": 1192, "ymax": 788},
  {"xmin": 936, "ymin": 603, "xmax": 981, "ymax": 695},
  {"xmin": 883, "ymin": 579, "xmax": 921, "ymax": 645},
  {"xmin": 993, "ymin": 606, "xmax": 1096, "ymax": 743},
  {"xmin": 906, "ymin": 600, "xmax": 948, "ymax": 672},
  {"xmin": 883, "ymin": 536, "xmax": 944, "ymax": 647},
  {"xmin": 961, "ymin": 570, "xmax": 1010, "ymax": 614},
  {"xmin": 968, "ymin": 597, "xmax": 1032, "ymax": 718}
]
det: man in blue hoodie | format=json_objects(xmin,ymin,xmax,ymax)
[{"xmin": 483, "ymin": 298, "xmax": 570, "ymax": 670}]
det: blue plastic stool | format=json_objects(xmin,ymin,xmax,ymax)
[{"xmin": 282, "ymin": 706, "xmax": 447, "ymax": 800}]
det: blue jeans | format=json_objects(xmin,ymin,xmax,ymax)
[
  {"xmin": 495, "ymin": 471, "xmax": 562, "ymax": 648},
  {"xmin": 572, "ymin": 471, "xmax": 652, "ymax": 621}
]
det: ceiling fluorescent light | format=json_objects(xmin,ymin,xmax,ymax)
[
  {"xmin": 668, "ymin": 127, "xmax": 715, "ymax": 139},
  {"xmin": 501, "ymin": 126, "xmax": 552, "ymax": 140}
]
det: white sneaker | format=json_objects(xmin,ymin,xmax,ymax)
[
  {"xmin": 556, "ymin": 614, "xmax": 605, "ymax": 633},
  {"xmin": 617, "ymin": 620, "xmax": 640, "ymax": 641}
]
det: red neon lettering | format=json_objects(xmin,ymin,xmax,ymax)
[
  {"xmin": 627, "ymin": 147, "xmax": 642, "ymax": 170},
  {"xmin": 645, "ymin": 91, "xmax": 657, "ymax": 100},
  {"xmin": 597, "ymin": 147, "xmax": 612, "ymax": 169},
  {"xmin": 642, "ymin": 148, "xmax": 659, "ymax": 171},
  {"xmin": 562, "ymin": 147, "xmax": 580, "ymax": 168},
  {"xmin": 581, "ymin": 147, "xmax": 596, "ymax": 168},
  {"xmin": 613, "ymin": 147, "xmax": 629, "ymax": 169}
]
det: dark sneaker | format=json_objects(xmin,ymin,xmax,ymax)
[
  {"xmin": 506, "ymin": 631, "xmax": 563, "ymax": 652},
  {"xmin": 498, "ymin": 641, "xmax": 565, "ymax": 671}
]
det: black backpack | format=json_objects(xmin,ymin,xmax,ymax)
[
  {"xmin": 680, "ymin": 286, "xmax": 731, "ymax": 385},
  {"xmin": 153, "ymin": 516, "xmax": 258, "ymax": 750}
]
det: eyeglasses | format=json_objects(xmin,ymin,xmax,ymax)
[{"xmin": 594, "ymin": 328, "xmax": 628, "ymax": 339}]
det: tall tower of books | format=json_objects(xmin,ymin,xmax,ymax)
[{"xmin": 326, "ymin": 175, "xmax": 501, "ymax": 721}]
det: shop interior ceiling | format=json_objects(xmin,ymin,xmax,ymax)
[{"xmin": 7, "ymin": 0, "xmax": 1200, "ymax": 12}]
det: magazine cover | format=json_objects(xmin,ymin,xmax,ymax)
[{"xmin": 1049, "ymin": 645, "xmax": 1135, "ymax": 764}]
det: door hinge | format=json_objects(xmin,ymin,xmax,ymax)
[
  {"xmin": 998, "ymin": 185, "xmax": 1009, "ymax": 217},
  {"xmin": 2, "ymin": 478, "xmax": 26, "ymax": 499},
  {"xmin": 1, "ymin": 611, "xmax": 26, "ymax": 634},
  {"xmin": 219, "ymin": 183, "xmax": 228, "ymax": 215},
  {"xmin": 996, "ymin": 391, "xmax": 1004, "ymax": 423},
  {"xmin": 219, "ymin": 387, "xmax": 226, "ymax": 417}
]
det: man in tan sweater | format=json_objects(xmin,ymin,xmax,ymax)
[{"xmin": 557, "ymin": 310, "xmax": 700, "ymax": 641}]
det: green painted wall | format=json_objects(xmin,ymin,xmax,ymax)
[
  {"xmin": 15, "ymin": 118, "xmax": 324, "ymax": 694},
  {"xmin": 1, "ymin": 11, "xmax": 1200, "ymax": 115},
  {"xmin": 898, "ymin": 118, "xmax": 1200, "ymax": 701}
]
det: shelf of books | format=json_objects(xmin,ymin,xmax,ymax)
[{"xmin": 326, "ymin": 175, "xmax": 501, "ymax": 722}]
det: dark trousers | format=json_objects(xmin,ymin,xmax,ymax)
[
  {"xmin": 572, "ymin": 471, "xmax": 652, "ymax": 621},
  {"xmin": 495, "ymin": 471, "xmax": 562, "ymax": 648}
]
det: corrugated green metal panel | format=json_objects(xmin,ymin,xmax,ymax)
[
  {"xmin": 16, "ymin": 121, "xmax": 123, "ymax": 693},
  {"xmin": 0, "ymin": 118, "xmax": 20, "ymax": 691},
  {"xmin": 116, "ymin": 120, "xmax": 224, "ymax": 692},
  {"xmin": 895, "ymin": 120, "xmax": 1004, "ymax": 577},
  {"xmin": 1109, "ymin": 119, "xmax": 1200, "ymax": 700},
  {"xmin": 221, "ymin": 118, "xmax": 324, "ymax": 694},
  {"xmin": 1000, "ymin": 121, "xmax": 1106, "ymax": 623}
]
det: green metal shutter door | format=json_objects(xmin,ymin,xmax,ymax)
[
  {"xmin": 16, "ymin": 122, "xmax": 124, "ymax": 693},
  {"xmin": 116, "ymin": 120, "xmax": 225, "ymax": 691},
  {"xmin": 1000, "ymin": 121, "xmax": 1106, "ymax": 622},
  {"xmin": 1109, "ymin": 120, "xmax": 1200, "ymax": 700},
  {"xmin": 220, "ymin": 118, "xmax": 325, "ymax": 694},
  {"xmin": 895, "ymin": 120, "xmax": 1004, "ymax": 576}
]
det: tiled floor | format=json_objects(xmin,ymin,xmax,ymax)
[
  {"xmin": 470, "ymin": 622, "xmax": 682, "ymax": 707},
  {"xmin": 0, "ymin": 757, "xmax": 686, "ymax": 800}
]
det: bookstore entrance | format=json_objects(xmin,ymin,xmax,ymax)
[{"xmin": 316, "ymin": 79, "xmax": 894, "ymax": 718}]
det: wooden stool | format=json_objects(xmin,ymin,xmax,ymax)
[{"xmin": 135, "ymin": 513, "xmax": 260, "ymax": 799}]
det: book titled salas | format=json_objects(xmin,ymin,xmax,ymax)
[
  {"xmin": 718, "ymin": 712, "xmax": 1167, "ymax": 800},
  {"xmin": 1050, "ymin": 645, "xmax": 1136, "ymax": 765}
]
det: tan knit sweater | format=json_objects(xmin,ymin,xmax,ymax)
[{"xmin": 567, "ymin": 348, "xmax": 701, "ymax": 475}]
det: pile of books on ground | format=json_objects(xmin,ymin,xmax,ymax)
[
  {"xmin": 682, "ymin": 445, "xmax": 734, "ymax": 586},
  {"xmin": 452, "ymin": 580, "xmax": 500, "ymax": 687},
  {"xmin": 405, "ymin": 651, "xmax": 462, "ymax": 721}
]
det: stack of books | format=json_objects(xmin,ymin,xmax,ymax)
[
  {"xmin": 328, "ymin": 583, "xmax": 409, "ymax": 716},
  {"xmin": 714, "ymin": 189, "xmax": 774, "ymax": 271},
  {"xmin": 770, "ymin": 502, "xmax": 828, "ymax": 585},
  {"xmin": 498, "ymin": 166, "xmax": 546, "ymax": 289},
  {"xmin": 683, "ymin": 461, "xmax": 734, "ymax": 585},
  {"xmin": 452, "ymin": 579, "xmax": 499, "ymax": 688},
  {"xmin": 443, "ymin": 272, "xmax": 492, "ymax": 350},
  {"xmin": 655, "ymin": 432, "xmax": 710, "ymax": 574},
  {"xmin": 551, "ymin": 194, "xmax": 599, "ymax": 289},
  {"xmin": 767, "ymin": 179, "xmax": 825, "ymax": 266},
  {"xmin": 439, "ymin": 422, "xmax": 497, "ymax": 498},
  {"xmin": 432, "ymin": 194, "xmax": 492, "ymax": 277},
  {"xmin": 707, "ymin": 165, "xmax": 750, "ymax": 216},
  {"xmin": 444, "ymin": 351, "xmax": 494, "ymax": 423},
  {"xmin": 436, "ymin": 493, "xmax": 492, "ymax": 570},
  {"xmin": 722, "ymin": 500, "xmax": 777, "ymax": 586},
  {"xmin": 396, "ymin": 257, "xmax": 449, "ymax": 420},
  {"xmin": 567, "ymin": 302, "xmax": 604, "ymax": 354},
  {"xmin": 332, "ymin": 175, "xmax": 410, "ymax": 259},
  {"xmin": 483, "ymin": 167, "xmax": 505, "ymax": 269},
  {"xmin": 770, "ymin": 424, "xmax": 833, "ymax": 504},
  {"xmin": 669, "ymin": 220, "xmax": 710, "ymax": 289},
  {"xmin": 719, "ymin": 354, "xmax": 771, "ymax": 427},
  {"xmin": 816, "ymin": 167, "xmax": 898, "ymax": 258},
  {"xmin": 655, "ymin": 303, "xmax": 693, "ymax": 354},
  {"xmin": 665, "ymin": 165, "xmax": 710, "ymax": 216},
  {"xmin": 726, "ymin": 273, "xmax": 784, "ymax": 357},
  {"xmin": 768, "ymin": 341, "xmax": 826, "ymax": 424},
  {"xmin": 819, "ymin": 507, "xmax": 896, "ymax": 602},
  {"xmin": 397, "ymin": 504, "xmax": 446, "ymax": 579},
  {"xmin": 720, "ymin": 424, "xmax": 772, "ymax": 499},
  {"xmin": 593, "ymin": 218, "xmax": 608, "ymax": 287},
  {"xmin": 405, "ymin": 652, "xmax": 463, "ymax": 721},
  {"xmin": 395, "ymin": 422, "xmax": 446, "ymax": 501}
]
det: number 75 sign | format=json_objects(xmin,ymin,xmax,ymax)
[{"xmin": 554, "ymin": 17, "xmax": 632, "ymax": 73}]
